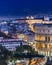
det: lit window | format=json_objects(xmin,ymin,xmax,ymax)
[
  {"xmin": 48, "ymin": 37, "xmax": 50, "ymax": 42},
  {"xmin": 45, "ymin": 37, "xmax": 47, "ymax": 42},
  {"xmin": 45, "ymin": 37, "xmax": 50, "ymax": 42}
]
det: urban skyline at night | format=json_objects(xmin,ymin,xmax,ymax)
[{"xmin": 0, "ymin": 0, "xmax": 52, "ymax": 65}]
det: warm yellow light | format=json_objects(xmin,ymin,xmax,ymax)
[
  {"xmin": 49, "ymin": 44, "xmax": 52, "ymax": 49},
  {"xmin": 24, "ymin": 35, "xmax": 28, "ymax": 42},
  {"xmin": 18, "ymin": 34, "xmax": 24, "ymax": 39}
]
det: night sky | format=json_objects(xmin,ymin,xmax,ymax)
[{"xmin": 0, "ymin": 0, "xmax": 52, "ymax": 16}]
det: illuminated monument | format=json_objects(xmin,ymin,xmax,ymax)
[
  {"xmin": 34, "ymin": 20, "xmax": 52, "ymax": 56},
  {"xmin": 26, "ymin": 16, "xmax": 52, "ymax": 56},
  {"xmin": 26, "ymin": 17, "xmax": 52, "ymax": 57}
]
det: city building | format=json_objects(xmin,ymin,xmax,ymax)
[
  {"xmin": 1, "ymin": 16, "xmax": 52, "ymax": 53},
  {"xmin": 34, "ymin": 23, "xmax": 52, "ymax": 56},
  {"xmin": 0, "ymin": 39, "xmax": 28, "ymax": 51}
]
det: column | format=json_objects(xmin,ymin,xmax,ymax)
[
  {"xmin": 35, "ymin": 43, "xmax": 37, "ymax": 51},
  {"xmin": 47, "ymin": 44, "xmax": 49, "ymax": 49}
]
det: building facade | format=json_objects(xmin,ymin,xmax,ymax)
[{"xmin": 34, "ymin": 23, "xmax": 52, "ymax": 56}]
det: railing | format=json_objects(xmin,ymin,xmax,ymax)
[
  {"xmin": 36, "ymin": 48, "xmax": 52, "ymax": 51},
  {"xmin": 35, "ymin": 40, "xmax": 52, "ymax": 43}
]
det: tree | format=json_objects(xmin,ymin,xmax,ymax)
[
  {"xmin": 0, "ymin": 44, "xmax": 12, "ymax": 65},
  {"xmin": 0, "ymin": 44, "xmax": 12, "ymax": 60},
  {"xmin": 13, "ymin": 45, "xmax": 36, "ymax": 59},
  {"xmin": 15, "ymin": 45, "xmax": 35, "ymax": 54}
]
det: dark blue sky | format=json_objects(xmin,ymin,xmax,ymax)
[{"xmin": 0, "ymin": 0, "xmax": 52, "ymax": 16}]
